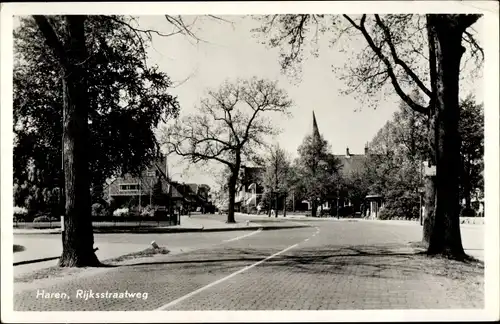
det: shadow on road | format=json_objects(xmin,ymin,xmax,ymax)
[{"xmin": 118, "ymin": 244, "xmax": 484, "ymax": 283}]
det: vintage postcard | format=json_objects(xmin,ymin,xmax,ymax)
[{"xmin": 1, "ymin": 1, "xmax": 498, "ymax": 323}]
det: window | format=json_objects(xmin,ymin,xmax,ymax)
[
  {"xmin": 147, "ymin": 171, "xmax": 156, "ymax": 177},
  {"xmin": 120, "ymin": 184, "xmax": 140, "ymax": 191}
]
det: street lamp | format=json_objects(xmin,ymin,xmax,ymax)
[{"xmin": 336, "ymin": 183, "xmax": 340, "ymax": 219}]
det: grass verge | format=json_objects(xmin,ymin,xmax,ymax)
[{"xmin": 13, "ymin": 244, "xmax": 25, "ymax": 253}]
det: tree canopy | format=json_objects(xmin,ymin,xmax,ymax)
[
  {"xmin": 162, "ymin": 77, "xmax": 292, "ymax": 222},
  {"xmin": 294, "ymin": 132, "xmax": 341, "ymax": 217},
  {"xmin": 13, "ymin": 16, "xmax": 180, "ymax": 210}
]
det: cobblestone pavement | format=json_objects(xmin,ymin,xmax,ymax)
[{"xmin": 13, "ymin": 221, "xmax": 484, "ymax": 311}]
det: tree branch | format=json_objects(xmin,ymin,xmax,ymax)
[
  {"xmin": 343, "ymin": 14, "xmax": 429, "ymax": 115},
  {"xmin": 463, "ymin": 30, "xmax": 484, "ymax": 62},
  {"xmin": 32, "ymin": 15, "xmax": 68, "ymax": 68},
  {"xmin": 374, "ymin": 15, "xmax": 432, "ymax": 98},
  {"xmin": 108, "ymin": 15, "xmax": 183, "ymax": 39}
]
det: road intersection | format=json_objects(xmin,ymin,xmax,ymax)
[{"xmin": 13, "ymin": 216, "xmax": 484, "ymax": 311}]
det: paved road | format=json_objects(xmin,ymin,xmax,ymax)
[{"xmin": 13, "ymin": 220, "xmax": 483, "ymax": 311}]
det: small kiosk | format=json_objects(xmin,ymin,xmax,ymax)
[{"xmin": 365, "ymin": 194, "xmax": 383, "ymax": 219}]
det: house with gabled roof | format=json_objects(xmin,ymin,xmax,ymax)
[{"xmin": 105, "ymin": 156, "xmax": 190, "ymax": 213}]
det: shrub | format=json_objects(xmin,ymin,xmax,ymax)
[
  {"xmin": 113, "ymin": 208, "xmax": 129, "ymax": 217},
  {"xmin": 377, "ymin": 206, "xmax": 396, "ymax": 220},
  {"xmin": 92, "ymin": 203, "xmax": 105, "ymax": 217},
  {"xmin": 33, "ymin": 215, "xmax": 51, "ymax": 222},
  {"xmin": 14, "ymin": 206, "xmax": 28, "ymax": 222},
  {"xmin": 14, "ymin": 206, "xmax": 28, "ymax": 216},
  {"xmin": 140, "ymin": 205, "xmax": 156, "ymax": 217},
  {"xmin": 460, "ymin": 207, "xmax": 476, "ymax": 217}
]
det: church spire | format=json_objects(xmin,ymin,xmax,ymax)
[{"xmin": 312, "ymin": 111, "xmax": 321, "ymax": 140}]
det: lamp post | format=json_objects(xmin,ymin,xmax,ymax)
[
  {"xmin": 149, "ymin": 175, "xmax": 153, "ymax": 207},
  {"xmin": 336, "ymin": 185, "xmax": 340, "ymax": 219}
]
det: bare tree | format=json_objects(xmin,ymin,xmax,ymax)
[
  {"xmin": 162, "ymin": 77, "xmax": 292, "ymax": 223},
  {"xmin": 254, "ymin": 14, "xmax": 483, "ymax": 259}
]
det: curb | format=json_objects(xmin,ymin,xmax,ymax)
[
  {"xmin": 14, "ymin": 248, "xmax": 99, "ymax": 266},
  {"xmin": 14, "ymin": 255, "xmax": 60, "ymax": 266},
  {"xmin": 14, "ymin": 224, "xmax": 310, "ymax": 235}
]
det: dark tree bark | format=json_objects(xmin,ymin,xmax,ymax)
[
  {"xmin": 268, "ymin": 192, "xmax": 272, "ymax": 217},
  {"xmin": 227, "ymin": 172, "xmax": 237, "ymax": 223},
  {"xmin": 283, "ymin": 193, "xmax": 287, "ymax": 217},
  {"xmin": 274, "ymin": 192, "xmax": 279, "ymax": 217},
  {"xmin": 34, "ymin": 15, "xmax": 99, "ymax": 267},
  {"xmin": 311, "ymin": 200, "xmax": 317, "ymax": 217},
  {"xmin": 226, "ymin": 154, "xmax": 241, "ymax": 223},
  {"xmin": 59, "ymin": 16, "xmax": 100, "ymax": 267},
  {"xmin": 422, "ymin": 175, "xmax": 436, "ymax": 246},
  {"xmin": 423, "ymin": 15, "xmax": 477, "ymax": 258}
]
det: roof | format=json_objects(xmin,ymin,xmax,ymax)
[
  {"xmin": 334, "ymin": 154, "xmax": 367, "ymax": 177},
  {"xmin": 186, "ymin": 183, "xmax": 198, "ymax": 194}
]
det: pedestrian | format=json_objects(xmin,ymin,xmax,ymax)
[
  {"xmin": 270, "ymin": 209, "xmax": 275, "ymax": 218},
  {"xmin": 256, "ymin": 204, "xmax": 262, "ymax": 215}
]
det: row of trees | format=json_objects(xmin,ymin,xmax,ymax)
[
  {"xmin": 166, "ymin": 14, "xmax": 484, "ymax": 259},
  {"xmin": 259, "ymin": 126, "xmax": 343, "ymax": 218},
  {"xmin": 14, "ymin": 13, "xmax": 484, "ymax": 266},
  {"xmin": 253, "ymin": 14, "xmax": 483, "ymax": 258}
]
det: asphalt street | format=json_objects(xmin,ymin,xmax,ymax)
[{"xmin": 13, "ymin": 219, "xmax": 484, "ymax": 311}]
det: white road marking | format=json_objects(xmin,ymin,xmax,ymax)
[
  {"xmin": 305, "ymin": 238, "xmax": 310, "ymax": 242},
  {"xmin": 156, "ymin": 242, "xmax": 300, "ymax": 311},
  {"xmin": 222, "ymin": 228, "xmax": 262, "ymax": 243}
]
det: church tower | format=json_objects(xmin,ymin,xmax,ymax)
[{"xmin": 312, "ymin": 111, "xmax": 321, "ymax": 143}]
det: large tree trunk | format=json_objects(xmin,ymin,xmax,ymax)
[
  {"xmin": 274, "ymin": 192, "xmax": 279, "ymax": 217},
  {"xmin": 227, "ymin": 171, "xmax": 237, "ymax": 223},
  {"xmin": 283, "ymin": 193, "xmax": 287, "ymax": 217},
  {"xmin": 59, "ymin": 16, "xmax": 99, "ymax": 267},
  {"xmin": 424, "ymin": 15, "xmax": 473, "ymax": 258},
  {"xmin": 267, "ymin": 191, "xmax": 272, "ymax": 217},
  {"xmin": 226, "ymin": 156, "xmax": 240, "ymax": 224},
  {"xmin": 422, "ymin": 174, "xmax": 436, "ymax": 246},
  {"xmin": 311, "ymin": 199, "xmax": 317, "ymax": 217}
]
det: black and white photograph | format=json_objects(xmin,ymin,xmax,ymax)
[{"xmin": 1, "ymin": 1, "xmax": 499, "ymax": 322}]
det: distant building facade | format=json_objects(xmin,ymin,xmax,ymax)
[
  {"xmin": 105, "ymin": 155, "xmax": 211, "ymax": 214},
  {"xmin": 304, "ymin": 111, "xmax": 382, "ymax": 218},
  {"xmin": 235, "ymin": 165, "xmax": 265, "ymax": 212}
]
